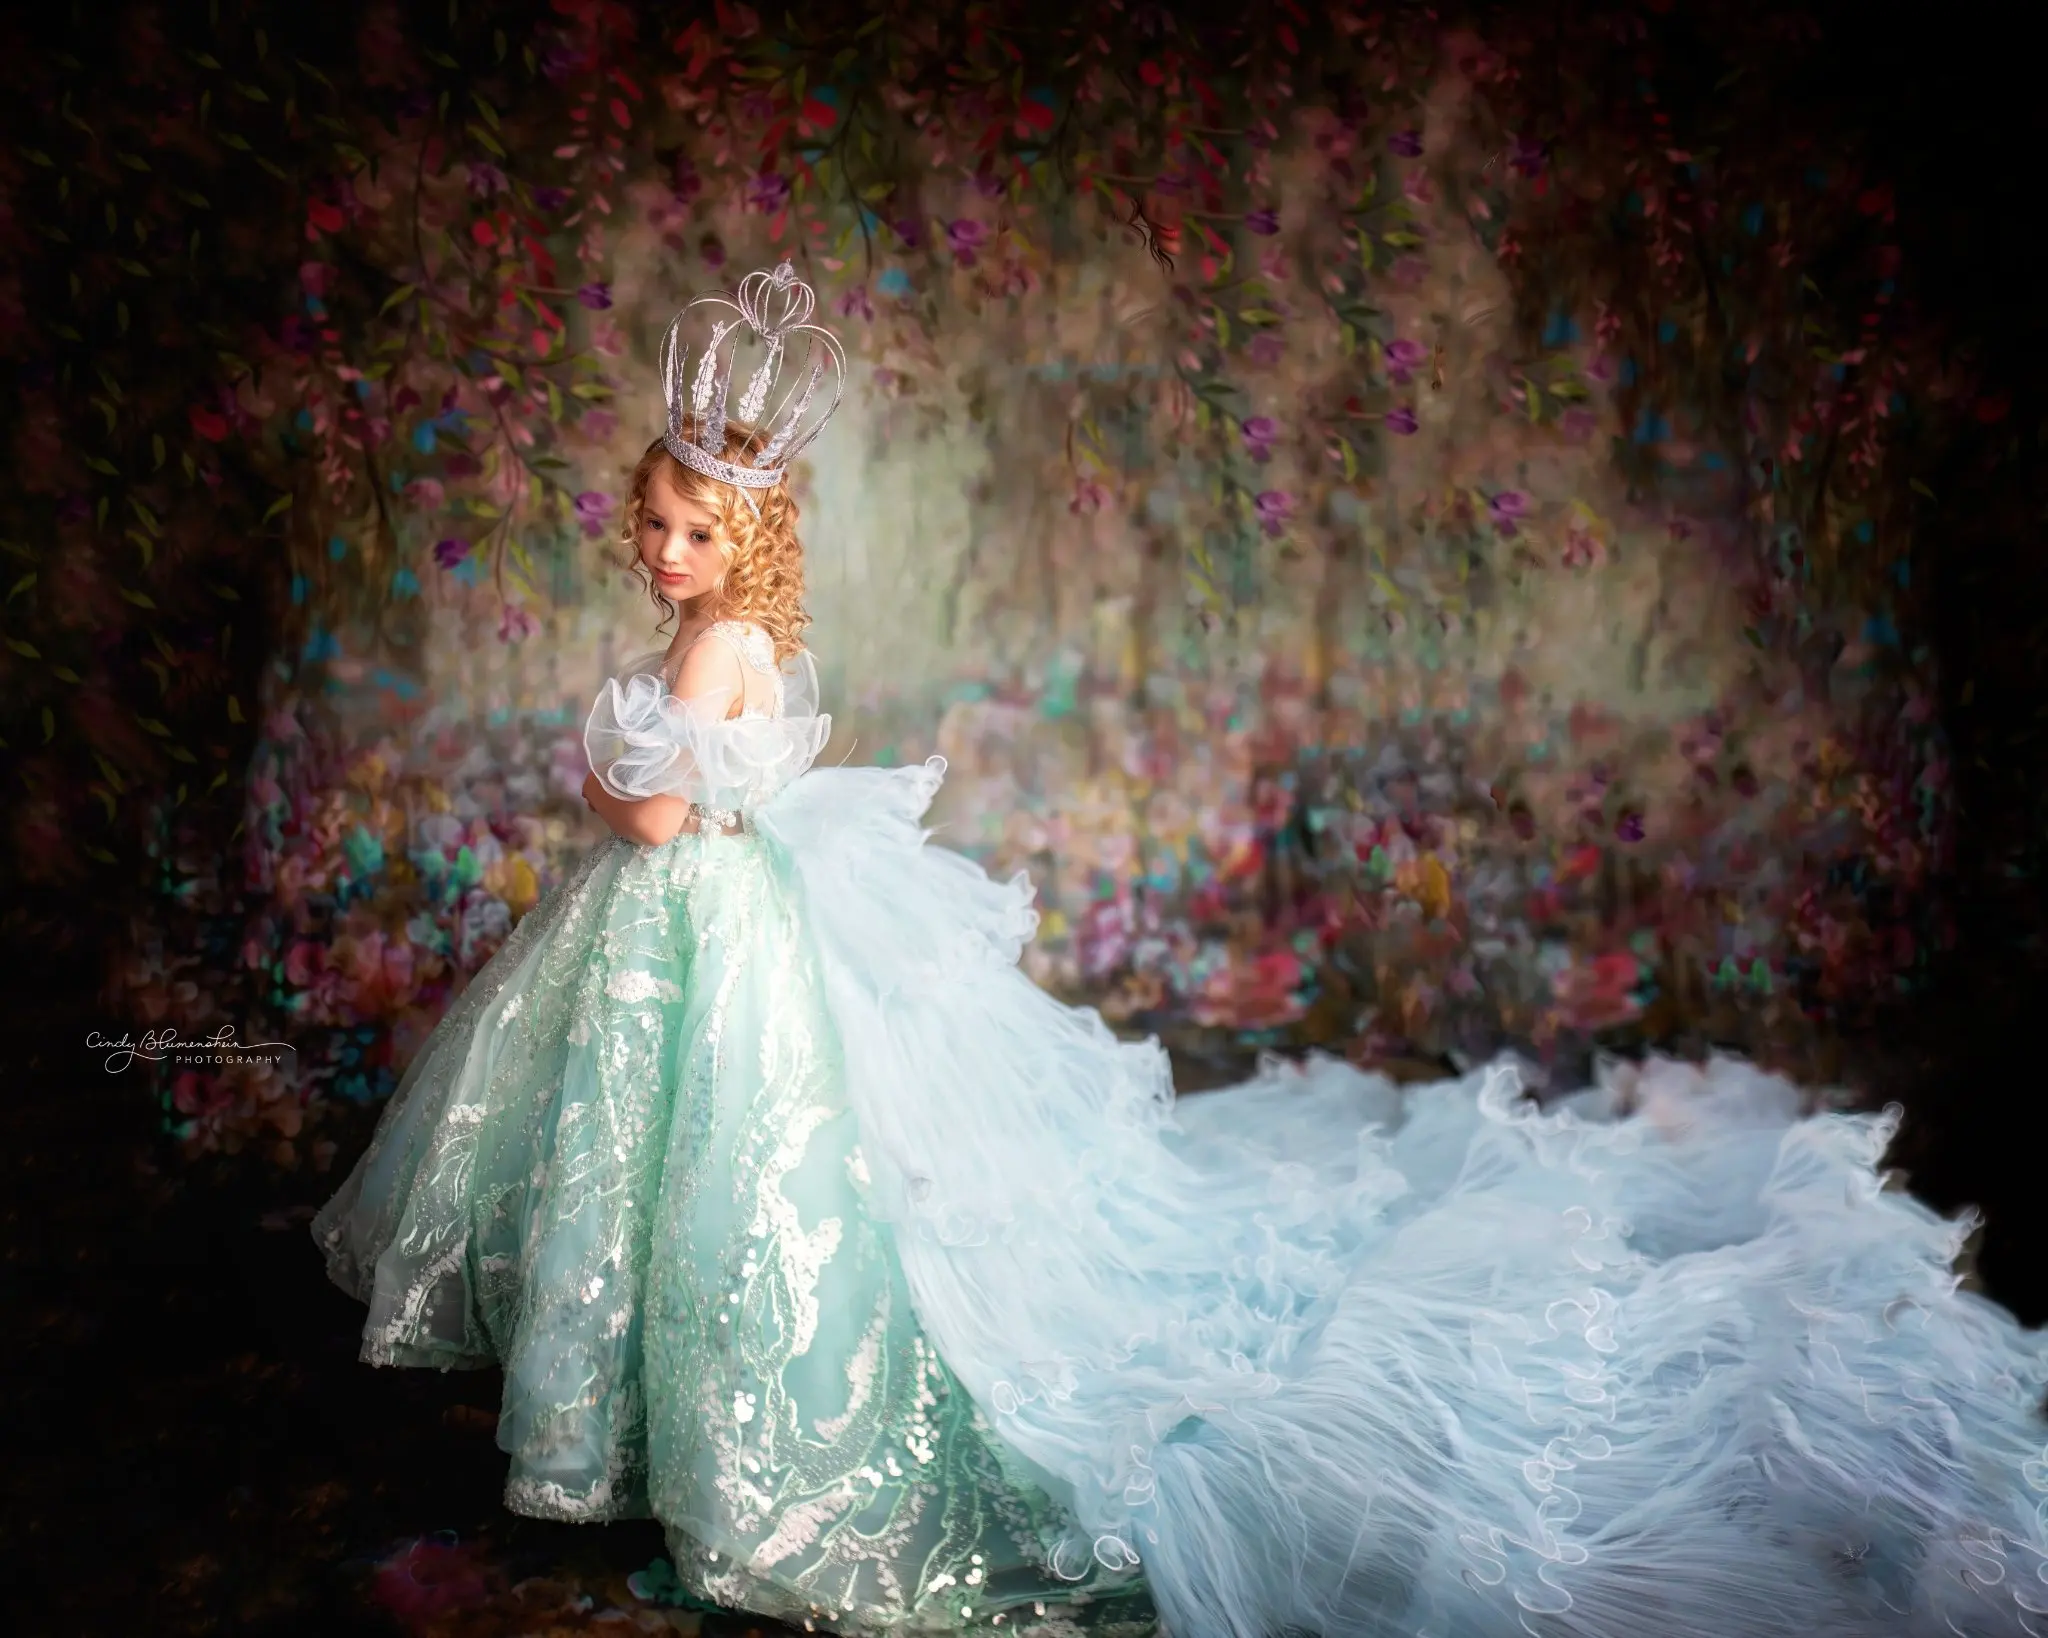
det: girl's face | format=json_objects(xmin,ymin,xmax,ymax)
[{"xmin": 637, "ymin": 463, "xmax": 725, "ymax": 605}]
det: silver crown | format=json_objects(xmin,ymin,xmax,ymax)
[{"xmin": 656, "ymin": 259, "xmax": 847, "ymax": 513}]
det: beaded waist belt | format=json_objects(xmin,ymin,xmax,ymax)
[{"xmin": 687, "ymin": 800, "xmax": 746, "ymax": 835}]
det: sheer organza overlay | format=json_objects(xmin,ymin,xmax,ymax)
[
  {"xmin": 320, "ymin": 626, "xmax": 2048, "ymax": 1638},
  {"xmin": 586, "ymin": 631, "xmax": 830, "ymax": 810}
]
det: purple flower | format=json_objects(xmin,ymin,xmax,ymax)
[
  {"xmin": 539, "ymin": 43, "xmax": 587, "ymax": 83},
  {"xmin": 1385, "ymin": 406, "xmax": 1419, "ymax": 435},
  {"xmin": 1390, "ymin": 254, "xmax": 1429, "ymax": 288},
  {"xmin": 574, "ymin": 491, "xmax": 614, "ymax": 540},
  {"xmin": 433, "ymin": 536, "xmax": 472, "ymax": 569},
  {"xmin": 1488, "ymin": 490, "xmax": 1531, "ymax": 535},
  {"xmin": 834, "ymin": 285, "xmax": 875, "ymax": 321},
  {"xmin": 1254, "ymin": 489, "xmax": 1295, "ymax": 537},
  {"xmin": 890, "ymin": 215, "xmax": 924, "ymax": 249},
  {"xmin": 396, "ymin": 89, "xmax": 432, "ymax": 121},
  {"xmin": 743, "ymin": 172, "xmax": 790, "ymax": 214},
  {"xmin": 1560, "ymin": 406, "xmax": 1599, "ymax": 442},
  {"xmin": 971, "ymin": 168, "xmax": 1004, "ymax": 199},
  {"xmin": 532, "ymin": 186, "xmax": 571, "ymax": 212},
  {"xmin": 1244, "ymin": 206, "xmax": 1280, "ymax": 235},
  {"xmin": 1384, "ymin": 338, "xmax": 1428, "ymax": 385},
  {"xmin": 738, "ymin": 90, "xmax": 776, "ymax": 122},
  {"xmin": 57, "ymin": 492, "xmax": 90, "ymax": 524},
  {"xmin": 1509, "ymin": 133, "xmax": 1548, "ymax": 179},
  {"xmin": 1247, "ymin": 331, "xmax": 1285, "ymax": 367},
  {"xmin": 466, "ymin": 161, "xmax": 508, "ymax": 197},
  {"xmin": 498, "ymin": 603, "xmax": 540, "ymax": 643},
  {"xmin": 1389, "ymin": 129, "xmax": 1423, "ymax": 158},
  {"xmin": 1240, "ymin": 416, "xmax": 1278, "ymax": 462},
  {"xmin": 672, "ymin": 156, "xmax": 703, "ymax": 203},
  {"xmin": 576, "ymin": 282, "xmax": 613, "ymax": 311},
  {"xmin": 699, "ymin": 233, "xmax": 726, "ymax": 270},
  {"xmin": 1615, "ymin": 811, "xmax": 1645, "ymax": 843},
  {"xmin": 946, "ymin": 218, "xmax": 991, "ymax": 265}
]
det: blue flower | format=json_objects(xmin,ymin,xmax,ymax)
[{"xmin": 876, "ymin": 267, "xmax": 914, "ymax": 298}]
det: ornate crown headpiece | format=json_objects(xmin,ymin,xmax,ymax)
[{"xmin": 656, "ymin": 258, "xmax": 847, "ymax": 518}]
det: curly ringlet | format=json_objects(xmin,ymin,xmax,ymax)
[{"xmin": 615, "ymin": 415, "xmax": 810, "ymax": 665}]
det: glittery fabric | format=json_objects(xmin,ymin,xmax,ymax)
[{"xmin": 314, "ymin": 748, "xmax": 1152, "ymax": 1638}]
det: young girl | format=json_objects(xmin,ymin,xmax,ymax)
[{"xmin": 318, "ymin": 262, "xmax": 2048, "ymax": 1638}]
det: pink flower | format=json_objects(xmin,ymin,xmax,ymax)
[
  {"xmin": 466, "ymin": 161, "xmax": 508, "ymax": 196},
  {"xmin": 1389, "ymin": 129, "xmax": 1423, "ymax": 157},
  {"xmin": 1254, "ymin": 489, "xmax": 1295, "ymax": 536},
  {"xmin": 1385, "ymin": 406, "xmax": 1419, "ymax": 435},
  {"xmin": 1240, "ymin": 416, "xmax": 1278, "ymax": 462},
  {"xmin": 498, "ymin": 604, "xmax": 539, "ymax": 644},
  {"xmin": 1069, "ymin": 477, "xmax": 1111, "ymax": 515},
  {"xmin": 1560, "ymin": 406, "xmax": 1599, "ymax": 442},
  {"xmin": 1487, "ymin": 490, "xmax": 1530, "ymax": 535},
  {"xmin": 1561, "ymin": 521, "xmax": 1601, "ymax": 568},
  {"xmin": 1247, "ymin": 331, "xmax": 1284, "ymax": 367}
]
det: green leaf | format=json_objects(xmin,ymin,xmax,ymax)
[
  {"xmin": 379, "ymin": 282, "xmax": 418, "ymax": 314},
  {"xmin": 52, "ymin": 664, "xmax": 81, "ymax": 683},
  {"xmin": 217, "ymin": 131, "xmax": 252, "ymax": 152},
  {"xmin": 5, "ymin": 636, "xmax": 40, "ymax": 657},
  {"xmin": 84, "ymin": 454, "xmax": 118, "ymax": 476},
  {"xmin": 424, "ymin": 47, "xmax": 458, "ymax": 68},
  {"xmin": 261, "ymin": 493, "xmax": 293, "ymax": 523},
  {"xmin": 472, "ymin": 91, "xmax": 500, "ymax": 129},
  {"xmin": 41, "ymin": 707, "xmax": 56, "ymax": 742},
  {"xmin": 23, "ymin": 146, "xmax": 53, "ymax": 167},
  {"xmin": 126, "ymin": 529, "xmax": 155, "ymax": 567},
  {"xmin": 468, "ymin": 120, "xmax": 506, "ymax": 158},
  {"xmin": 6, "ymin": 572, "xmax": 34, "ymax": 601},
  {"xmin": 120, "ymin": 588, "xmax": 157, "ymax": 610}
]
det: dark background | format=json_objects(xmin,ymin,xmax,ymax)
[{"xmin": 4, "ymin": 1, "xmax": 2044, "ymax": 1633}]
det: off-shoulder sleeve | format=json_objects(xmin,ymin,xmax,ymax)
[{"xmin": 584, "ymin": 648, "xmax": 831, "ymax": 813}]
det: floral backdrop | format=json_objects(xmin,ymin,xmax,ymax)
[{"xmin": 2, "ymin": 0, "xmax": 2010, "ymax": 1178}]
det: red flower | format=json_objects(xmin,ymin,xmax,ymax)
[
  {"xmin": 306, "ymin": 198, "xmax": 345, "ymax": 236},
  {"xmin": 189, "ymin": 405, "xmax": 229, "ymax": 441}
]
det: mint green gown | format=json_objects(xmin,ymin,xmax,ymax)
[
  {"xmin": 318, "ymin": 620, "xmax": 2048, "ymax": 1638},
  {"xmin": 314, "ymin": 622, "xmax": 1153, "ymax": 1634}
]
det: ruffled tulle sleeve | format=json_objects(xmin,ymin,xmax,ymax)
[{"xmin": 584, "ymin": 646, "xmax": 830, "ymax": 814}]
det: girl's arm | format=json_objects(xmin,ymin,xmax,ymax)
[
  {"xmin": 582, "ymin": 770, "xmax": 693, "ymax": 847},
  {"xmin": 583, "ymin": 637, "xmax": 746, "ymax": 849}
]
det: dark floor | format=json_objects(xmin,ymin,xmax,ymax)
[{"xmin": 0, "ymin": 979, "xmax": 740, "ymax": 1638}]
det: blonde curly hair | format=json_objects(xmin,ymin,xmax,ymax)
[{"xmin": 615, "ymin": 416, "xmax": 811, "ymax": 664}]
